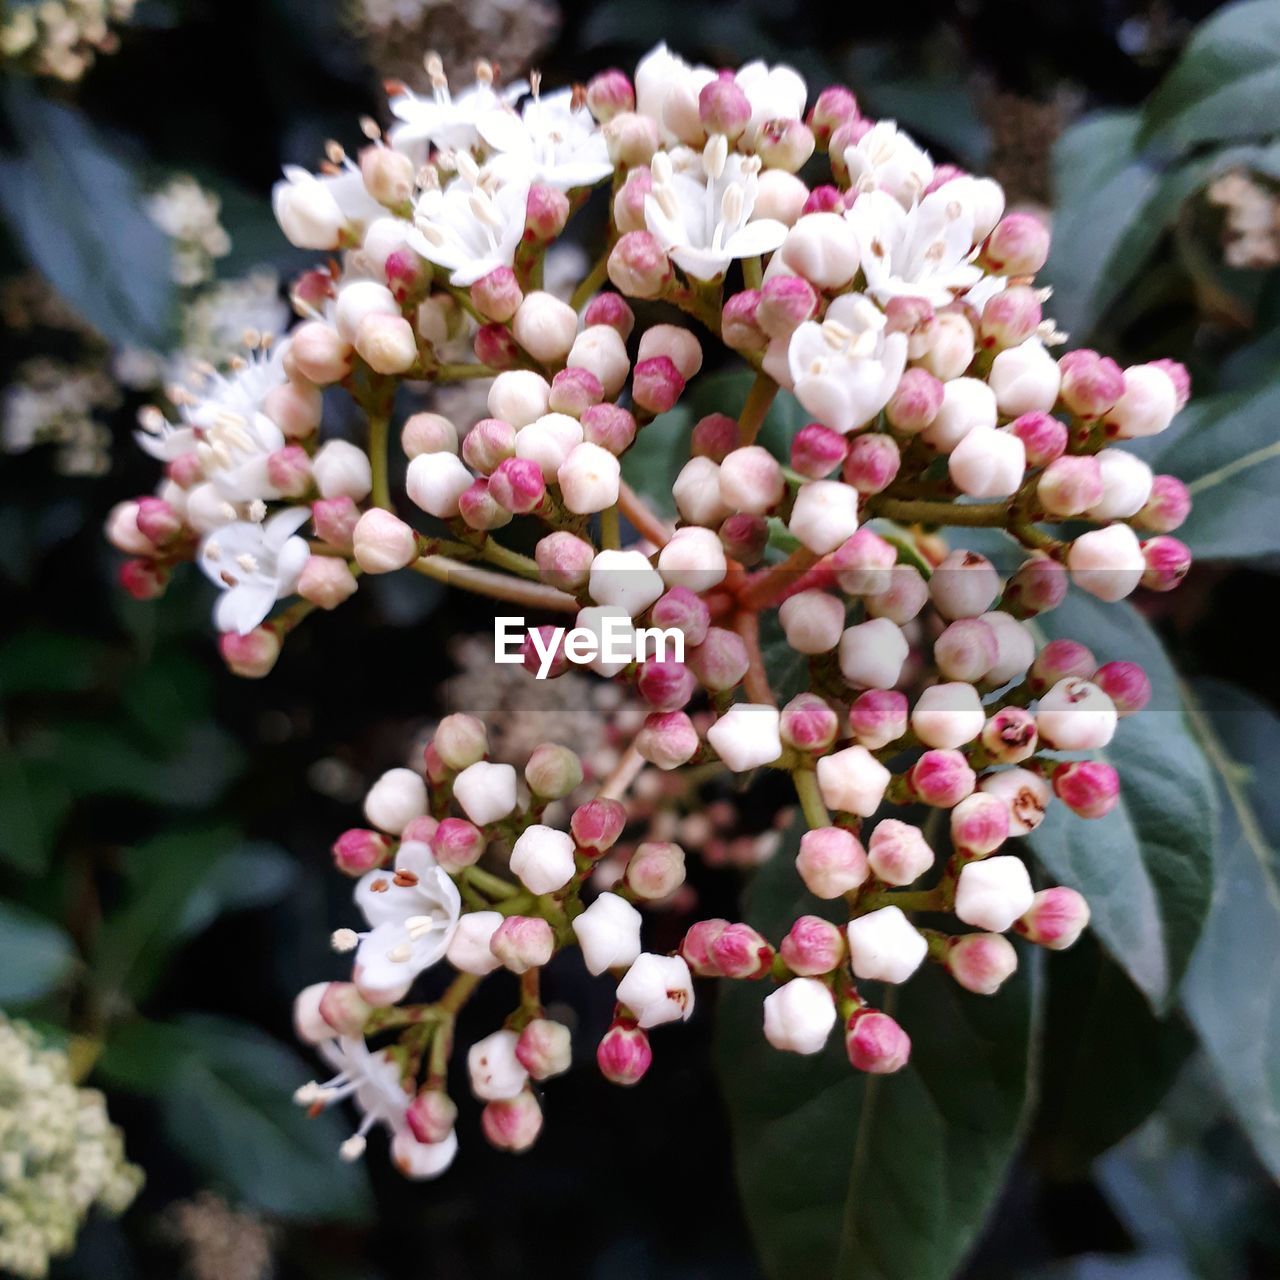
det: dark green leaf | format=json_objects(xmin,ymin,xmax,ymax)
[
  {"xmin": 0, "ymin": 902, "xmax": 77, "ymax": 1004},
  {"xmin": 621, "ymin": 404, "xmax": 692, "ymax": 517},
  {"xmin": 0, "ymin": 753, "xmax": 72, "ymax": 873},
  {"xmin": 717, "ymin": 819, "xmax": 1040, "ymax": 1280},
  {"xmin": 99, "ymin": 1015, "xmax": 374, "ymax": 1222},
  {"xmin": 1027, "ymin": 596, "xmax": 1215, "ymax": 1011},
  {"xmin": 0, "ymin": 629, "xmax": 108, "ymax": 698}
]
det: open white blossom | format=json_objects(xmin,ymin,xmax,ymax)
[
  {"xmin": 479, "ymin": 86, "xmax": 613, "ymax": 191},
  {"xmin": 389, "ymin": 56, "xmax": 527, "ymax": 155},
  {"xmin": 272, "ymin": 164, "xmax": 384, "ymax": 250},
  {"xmin": 734, "ymin": 58, "xmax": 808, "ymax": 130},
  {"xmin": 842, "ymin": 120, "xmax": 934, "ymax": 207},
  {"xmin": 197, "ymin": 506, "xmax": 311, "ymax": 634}
]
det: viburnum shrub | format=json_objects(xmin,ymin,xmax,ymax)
[{"xmin": 107, "ymin": 44, "xmax": 1193, "ymax": 1179}]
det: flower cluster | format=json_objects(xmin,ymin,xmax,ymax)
[
  {"xmin": 0, "ymin": 0, "xmax": 134, "ymax": 81},
  {"xmin": 0, "ymin": 1015, "xmax": 142, "ymax": 1278},
  {"xmin": 109, "ymin": 45, "xmax": 1194, "ymax": 1175}
]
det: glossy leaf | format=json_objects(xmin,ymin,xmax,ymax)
[{"xmin": 0, "ymin": 903, "xmax": 77, "ymax": 1004}]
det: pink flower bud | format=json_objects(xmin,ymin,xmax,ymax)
[
  {"xmin": 458, "ymin": 478, "xmax": 514, "ymax": 531},
  {"xmin": 471, "ymin": 266, "xmax": 523, "ymax": 323},
  {"xmin": 796, "ymin": 826, "xmax": 869, "ymax": 899},
  {"xmin": 758, "ymin": 276, "xmax": 820, "ymax": 339},
  {"xmin": 791, "ymin": 423, "xmax": 849, "ymax": 478},
  {"xmin": 515, "ymin": 1019, "xmax": 572, "ymax": 1080},
  {"xmin": 808, "ymin": 86, "xmax": 859, "ymax": 147},
  {"xmin": 1053, "ymin": 759, "xmax": 1121, "ymax": 818},
  {"xmin": 830, "ymin": 527, "xmax": 897, "ymax": 597},
  {"xmin": 1150, "ymin": 358, "xmax": 1191, "ymax": 409},
  {"xmin": 845, "ymin": 1008, "xmax": 911, "ymax": 1074},
  {"xmin": 1058, "ymin": 349, "xmax": 1125, "ymax": 418},
  {"xmin": 310, "ymin": 497, "xmax": 359, "ymax": 554},
  {"xmin": 780, "ymin": 915, "xmax": 845, "ymax": 975},
  {"xmin": 583, "ymin": 293, "xmax": 635, "ymax": 340},
  {"xmin": 1030, "ymin": 639, "xmax": 1096, "ymax": 692},
  {"xmin": 848, "ymin": 689, "xmax": 909, "ymax": 750},
  {"xmin": 980, "ymin": 285, "xmax": 1042, "ymax": 350},
  {"xmin": 524, "ymin": 744, "xmax": 584, "ymax": 799},
  {"xmin": 709, "ymin": 922, "xmax": 774, "ymax": 979},
  {"xmin": 134, "ymin": 496, "xmax": 183, "ymax": 547},
  {"xmin": 406, "ymin": 1090, "xmax": 457, "ymax": 1145},
  {"xmin": 318, "ymin": 981, "xmax": 373, "ymax": 1038},
  {"xmin": 1137, "ymin": 474, "xmax": 1192, "ymax": 533},
  {"xmin": 981, "ymin": 212, "xmax": 1050, "ymax": 275},
  {"xmin": 482, "ymin": 1090, "xmax": 543, "ymax": 1152},
  {"xmin": 842, "ymin": 432, "xmax": 901, "ymax": 494},
  {"xmin": 1037, "ymin": 455, "xmax": 1104, "ymax": 517},
  {"xmin": 867, "ymin": 818, "xmax": 934, "ymax": 886},
  {"xmin": 484, "ymin": 457, "xmax": 545, "ymax": 516},
  {"xmin": 1141, "ymin": 535, "xmax": 1191, "ymax": 592},
  {"xmin": 934, "ymin": 617, "xmax": 998, "ymax": 683},
  {"xmin": 525, "ymin": 184, "xmax": 570, "ymax": 241},
  {"xmin": 699, "ymin": 72, "xmax": 752, "ymax": 139},
  {"xmin": 474, "ymin": 322, "xmax": 521, "ymax": 370},
  {"xmin": 534, "ymin": 530, "xmax": 594, "ymax": 590},
  {"xmin": 802, "ymin": 184, "xmax": 846, "ymax": 214},
  {"xmin": 981, "ymin": 706, "xmax": 1038, "ymax": 764},
  {"xmin": 549, "ymin": 367, "xmax": 605, "ymax": 419},
  {"xmin": 950, "ymin": 792, "xmax": 1011, "ymax": 855},
  {"xmin": 331, "ymin": 828, "xmax": 391, "ymax": 876},
  {"xmin": 909, "ymin": 749, "xmax": 977, "ymax": 807},
  {"xmin": 721, "ymin": 289, "xmax": 767, "ymax": 354},
  {"xmin": 401, "ymin": 411, "xmax": 458, "ymax": 459},
  {"xmin": 384, "ymin": 249, "xmax": 428, "ymax": 304},
  {"xmin": 432, "ymin": 712, "xmax": 486, "ymax": 771},
  {"xmin": 631, "ymin": 355, "xmax": 685, "ymax": 414},
  {"xmin": 597, "ymin": 1022, "xmax": 652, "ymax": 1085},
  {"xmin": 680, "ymin": 918, "xmax": 728, "ymax": 976},
  {"xmin": 490, "ymin": 916, "xmax": 555, "ymax": 973},
  {"xmin": 586, "ymin": 68, "xmax": 635, "ymax": 121},
  {"xmin": 298, "ymin": 555, "xmax": 358, "ymax": 610},
  {"xmin": 520, "ymin": 626, "xmax": 568, "ymax": 679},
  {"xmin": 946, "ymin": 933, "xmax": 1018, "ymax": 995},
  {"xmin": 461, "ymin": 418, "xmax": 517, "ymax": 474},
  {"xmin": 1009, "ymin": 411, "xmax": 1067, "ymax": 467},
  {"xmin": 756, "ymin": 119, "xmax": 816, "ymax": 172},
  {"xmin": 686, "ymin": 627, "xmax": 750, "ymax": 692},
  {"xmin": 690, "ymin": 412, "xmax": 739, "ymax": 462},
  {"xmin": 979, "ymin": 768, "xmax": 1051, "ymax": 836},
  {"xmin": 1092, "ymin": 660, "xmax": 1151, "ymax": 716},
  {"xmin": 603, "ymin": 111, "xmax": 660, "ymax": 167},
  {"xmin": 578, "ymin": 403, "xmax": 636, "ymax": 456},
  {"xmin": 570, "ymin": 798, "xmax": 627, "ymax": 852},
  {"xmin": 1003, "ymin": 554, "xmax": 1067, "ymax": 619},
  {"xmin": 263, "ymin": 445, "xmax": 312, "ymax": 499},
  {"xmin": 353, "ymin": 508, "xmax": 418, "ymax": 573},
  {"xmin": 426, "ymin": 817, "xmax": 481, "ymax": 872},
  {"xmin": 636, "ymin": 659, "xmax": 697, "ymax": 712},
  {"xmin": 651, "ymin": 587, "xmax": 710, "ymax": 646},
  {"xmin": 886, "ymin": 366, "xmax": 944, "ymax": 433},
  {"xmin": 608, "ymin": 231, "xmax": 672, "ymax": 299},
  {"xmin": 718, "ymin": 513, "xmax": 769, "ymax": 565},
  {"xmin": 626, "ymin": 841, "xmax": 686, "ymax": 900},
  {"xmin": 290, "ymin": 320, "xmax": 352, "ymax": 384},
  {"xmin": 778, "ymin": 589, "xmax": 844, "ymax": 655},
  {"xmin": 780, "ymin": 692, "xmax": 840, "ymax": 753},
  {"xmin": 119, "ymin": 558, "xmax": 168, "ymax": 600},
  {"xmin": 612, "ymin": 165, "xmax": 651, "ymax": 233},
  {"xmin": 108, "ymin": 500, "xmax": 158, "ymax": 556},
  {"xmin": 1016, "ymin": 886, "xmax": 1091, "ymax": 950},
  {"xmin": 218, "ymin": 626, "xmax": 280, "ymax": 678}
]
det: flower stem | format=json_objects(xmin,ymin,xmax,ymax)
[
  {"xmin": 737, "ymin": 546, "xmax": 819, "ymax": 611},
  {"xmin": 464, "ymin": 865, "xmax": 522, "ymax": 899},
  {"xmin": 734, "ymin": 608, "xmax": 776, "ymax": 704},
  {"xmin": 570, "ymin": 251, "xmax": 611, "ymax": 311},
  {"xmin": 868, "ymin": 497, "xmax": 1010, "ymax": 528},
  {"xmin": 480, "ymin": 538, "xmax": 543, "ymax": 580},
  {"xmin": 616, "ymin": 479, "xmax": 672, "ymax": 547},
  {"xmin": 737, "ymin": 371, "xmax": 778, "ymax": 446},
  {"xmin": 598, "ymin": 741, "xmax": 645, "ymax": 800},
  {"xmin": 599, "ymin": 503, "xmax": 621, "ymax": 550},
  {"xmin": 411, "ymin": 555, "xmax": 579, "ymax": 612},
  {"xmin": 791, "ymin": 767, "xmax": 830, "ymax": 829},
  {"xmin": 742, "ymin": 256, "xmax": 763, "ymax": 290},
  {"xmin": 367, "ymin": 412, "xmax": 391, "ymax": 510}
]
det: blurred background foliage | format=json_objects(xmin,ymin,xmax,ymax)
[{"xmin": 3, "ymin": 0, "xmax": 1280, "ymax": 1276}]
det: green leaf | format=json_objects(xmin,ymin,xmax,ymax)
[
  {"xmin": 0, "ymin": 629, "xmax": 108, "ymax": 698},
  {"xmin": 1138, "ymin": 0, "xmax": 1280, "ymax": 157},
  {"xmin": 621, "ymin": 404, "xmax": 692, "ymax": 517},
  {"xmin": 0, "ymin": 754, "xmax": 73, "ymax": 874},
  {"xmin": 717, "ymin": 819, "xmax": 1040, "ymax": 1280},
  {"xmin": 99, "ymin": 1015, "xmax": 374, "ymax": 1222},
  {"xmin": 1027, "ymin": 596, "xmax": 1215, "ymax": 1011},
  {"xmin": 1179, "ymin": 680, "xmax": 1280, "ymax": 1178},
  {"xmin": 0, "ymin": 903, "xmax": 77, "ymax": 1004},
  {"xmin": 0, "ymin": 84, "xmax": 176, "ymax": 350}
]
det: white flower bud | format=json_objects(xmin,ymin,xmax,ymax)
[
  {"xmin": 706, "ymin": 703, "xmax": 783, "ymax": 772},
  {"xmin": 980, "ymin": 611, "xmax": 1036, "ymax": 686},
  {"xmin": 361, "ymin": 216, "xmax": 411, "ymax": 268},
  {"xmin": 1108, "ymin": 364, "xmax": 1177, "ymax": 438},
  {"xmin": 816, "ymin": 745, "xmax": 891, "ymax": 816},
  {"xmin": 719, "ymin": 446, "xmax": 785, "ymax": 515},
  {"xmin": 406, "ymin": 450, "xmax": 473, "ymax": 518},
  {"xmin": 1067, "ymin": 523, "xmax": 1145, "ymax": 602},
  {"xmin": 513, "ymin": 291, "xmax": 580, "ymax": 363},
  {"xmin": 468, "ymin": 1029, "xmax": 528, "ymax": 1101},
  {"xmin": 575, "ymin": 606, "xmax": 635, "ymax": 677},
  {"xmin": 402, "ymin": 412, "xmax": 458, "ymax": 458},
  {"xmin": 930, "ymin": 550, "xmax": 1000, "ymax": 619},
  {"xmin": 588, "ymin": 548, "xmax": 665, "ymax": 616},
  {"xmin": 988, "ymin": 339, "xmax": 1061, "ymax": 417},
  {"xmin": 867, "ymin": 818, "xmax": 934, "ymax": 886},
  {"xmin": 919, "ymin": 310, "xmax": 974, "ymax": 381},
  {"xmin": 273, "ymin": 168, "xmax": 346, "ymax": 249},
  {"xmin": 334, "ymin": 280, "xmax": 400, "ymax": 344},
  {"xmin": 558, "ymin": 441, "xmax": 621, "ymax": 514},
  {"xmin": 488, "ymin": 370, "xmax": 552, "ymax": 428},
  {"xmin": 788, "ymin": 480, "xmax": 860, "ymax": 554},
  {"xmin": 1087, "ymin": 448, "xmax": 1154, "ymax": 520},
  {"xmin": 778, "ymin": 212, "xmax": 860, "ymax": 289},
  {"xmin": 106, "ymin": 501, "xmax": 154, "ymax": 555},
  {"xmin": 763, "ymin": 978, "xmax": 837, "ymax": 1055},
  {"xmin": 673, "ymin": 456, "xmax": 731, "ymax": 525},
  {"xmin": 954, "ymin": 855, "xmax": 1035, "ymax": 932},
  {"xmin": 572, "ymin": 892, "xmax": 643, "ymax": 976},
  {"xmin": 922, "ymin": 377, "xmax": 997, "ymax": 453},
  {"xmin": 1037, "ymin": 678, "xmax": 1118, "ymax": 751},
  {"xmin": 509, "ymin": 824, "xmax": 577, "ymax": 895},
  {"xmin": 616, "ymin": 953, "xmax": 695, "ymax": 1028},
  {"xmin": 846, "ymin": 906, "xmax": 927, "ymax": 983},
  {"xmin": 355, "ymin": 312, "xmax": 418, "ymax": 375},
  {"xmin": 293, "ymin": 983, "xmax": 333, "ymax": 1044},
  {"xmin": 452, "ymin": 760, "xmax": 518, "ymax": 826},
  {"xmin": 754, "ymin": 168, "xmax": 810, "ymax": 226},
  {"xmin": 364, "ymin": 767, "xmax": 427, "ymax": 834},
  {"xmin": 567, "ymin": 325, "xmax": 631, "ymax": 398},
  {"xmin": 838, "ymin": 617, "xmax": 909, "ymax": 690},
  {"xmin": 392, "ymin": 1128, "xmax": 458, "ymax": 1179},
  {"xmin": 911, "ymin": 682, "xmax": 986, "ymax": 749},
  {"xmin": 313, "ymin": 440, "xmax": 373, "ymax": 501},
  {"xmin": 948, "ymin": 427, "xmax": 1026, "ymax": 498},
  {"xmin": 779, "ymin": 590, "xmax": 845, "ymax": 654},
  {"xmin": 515, "ymin": 412, "xmax": 584, "ymax": 480},
  {"xmin": 353, "ymin": 508, "xmax": 418, "ymax": 573},
  {"xmin": 979, "ymin": 767, "xmax": 1052, "ymax": 836},
  {"xmin": 444, "ymin": 911, "xmax": 504, "ymax": 976},
  {"xmin": 657, "ymin": 525, "xmax": 727, "ymax": 592},
  {"xmin": 637, "ymin": 324, "xmax": 703, "ymax": 380}
]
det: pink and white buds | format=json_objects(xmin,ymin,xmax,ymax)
[
  {"xmin": 816, "ymin": 745, "xmax": 891, "ymax": 817},
  {"xmin": 843, "ymin": 433, "xmax": 902, "ymax": 494},
  {"xmin": 831, "ymin": 526, "xmax": 897, "ymax": 597},
  {"xmin": 573, "ymin": 892, "xmax": 643, "ymax": 975},
  {"xmin": 911, "ymin": 683, "xmax": 986, "ymax": 749},
  {"xmin": 597, "ymin": 1022, "xmax": 652, "ymax": 1085},
  {"xmin": 332, "ymin": 828, "xmax": 391, "ymax": 877},
  {"xmin": 1004, "ymin": 554, "xmax": 1068, "ymax": 618},
  {"xmin": 1008, "ymin": 411, "xmax": 1067, "ymax": 467},
  {"xmin": 1092, "ymin": 661, "xmax": 1151, "ymax": 717},
  {"xmin": 290, "ymin": 321, "xmax": 352, "ymax": 384},
  {"xmin": 988, "ymin": 339, "xmax": 1061, "ymax": 417},
  {"xmin": 757, "ymin": 277, "xmax": 821, "ymax": 340},
  {"xmin": 721, "ymin": 289, "xmax": 767, "ymax": 353},
  {"xmin": 930, "ymin": 550, "xmax": 1000, "ymax": 619},
  {"xmin": 1089, "ymin": 449, "xmax": 1154, "ymax": 520},
  {"xmin": 1016, "ymin": 886, "xmax": 1091, "ymax": 949},
  {"xmin": 651, "ymin": 588, "xmax": 711, "ymax": 647},
  {"xmin": 838, "ymin": 617, "xmax": 909, "ymax": 690},
  {"xmin": 1068, "ymin": 523, "xmax": 1146, "ymax": 602},
  {"xmin": 701, "ymin": 922, "xmax": 774, "ymax": 980},
  {"xmin": 637, "ymin": 710, "xmax": 699, "ymax": 769},
  {"xmin": 979, "ymin": 767, "xmax": 1052, "ymax": 836},
  {"xmin": 406, "ymin": 1091, "xmax": 459, "ymax": 1146},
  {"xmin": 687, "ymin": 627, "xmax": 750, "ymax": 691},
  {"xmin": 570, "ymin": 798, "xmax": 627, "ymax": 853},
  {"xmin": 608, "ymin": 231, "xmax": 673, "ymax": 298},
  {"xmin": 934, "ymin": 618, "xmax": 998, "ymax": 683},
  {"xmin": 470, "ymin": 266, "xmax": 523, "ymax": 323},
  {"xmin": 616, "ymin": 953, "xmax": 695, "ymax": 1028},
  {"xmin": 515, "ymin": 1020, "xmax": 572, "ymax": 1081},
  {"xmin": 489, "ymin": 458, "xmax": 547, "ymax": 515},
  {"xmin": 445, "ymin": 910, "xmax": 504, "ymax": 975},
  {"xmin": 1037, "ymin": 678, "xmax": 1118, "ymax": 750},
  {"xmin": 626, "ymin": 841, "xmax": 687, "ymax": 900},
  {"xmin": 981, "ymin": 212, "xmax": 1051, "ymax": 276},
  {"xmin": 298, "ymin": 556, "xmax": 358, "ymax": 609},
  {"xmin": 763, "ymin": 979, "xmax": 837, "ymax": 1054},
  {"xmin": 946, "ymin": 933, "xmax": 1019, "ymax": 994},
  {"xmin": 452, "ymin": 760, "xmax": 518, "ymax": 826},
  {"xmin": 657, "ymin": 526, "xmax": 728, "ymax": 593},
  {"xmin": 780, "ymin": 915, "xmax": 846, "ymax": 975},
  {"xmin": 1142, "ymin": 536, "xmax": 1192, "ymax": 592},
  {"xmin": 558, "ymin": 441, "xmax": 622, "ymax": 515},
  {"xmin": 516, "ymin": 413, "xmax": 585, "ymax": 481},
  {"xmin": 525, "ymin": 744, "xmax": 584, "ymax": 799},
  {"xmin": 1052, "ymin": 760, "xmax": 1121, "ymax": 819},
  {"xmin": 1030, "ymin": 639, "xmax": 1097, "ymax": 691},
  {"xmin": 788, "ymin": 480, "xmax": 861, "ymax": 554},
  {"xmin": 948, "ymin": 427, "xmax": 1026, "ymax": 498},
  {"xmin": 779, "ymin": 590, "xmax": 845, "ymax": 654},
  {"xmin": 706, "ymin": 703, "xmax": 783, "ymax": 772},
  {"xmin": 918, "ymin": 311, "xmax": 976, "ymax": 382},
  {"xmin": 719, "ymin": 445, "xmax": 786, "ymax": 515},
  {"xmin": 886, "ymin": 367, "xmax": 944, "ymax": 434},
  {"xmin": 1105, "ymin": 363, "xmax": 1179, "ymax": 438},
  {"xmin": 490, "ymin": 915, "xmax": 555, "ymax": 973},
  {"xmin": 1038, "ymin": 455, "xmax": 1105, "ymax": 518},
  {"xmin": 909, "ymin": 750, "xmax": 977, "ymax": 808},
  {"xmin": 549, "ymin": 367, "xmax": 606, "ymax": 419},
  {"xmin": 673, "ymin": 456, "xmax": 731, "ymax": 526},
  {"xmin": 581, "ymin": 403, "xmax": 637, "ymax": 454},
  {"xmin": 796, "ymin": 826, "xmax": 870, "ymax": 899},
  {"xmin": 780, "ymin": 693, "xmax": 840, "ymax": 753},
  {"xmin": 586, "ymin": 68, "xmax": 635, "ymax": 121},
  {"xmin": 979, "ymin": 285, "xmax": 1042, "ymax": 351},
  {"xmin": 588, "ymin": 548, "xmax": 665, "ymax": 616},
  {"xmin": 867, "ymin": 818, "xmax": 934, "ymax": 886},
  {"xmin": 848, "ymin": 689, "xmax": 909, "ymax": 750},
  {"xmin": 430, "ymin": 818, "xmax": 484, "ymax": 873},
  {"xmin": 512, "ymin": 291, "xmax": 579, "ymax": 363},
  {"xmin": 489, "ymin": 370, "xmax": 552, "ymax": 428},
  {"xmin": 352, "ymin": 509, "xmax": 418, "ymax": 573},
  {"xmin": 364, "ymin": 767, "xmax": 427, "ymax": 834},
  {"xmin": 1138, "ymin": 474, "xmax": 1191, "ymax": 533},
  {"xmin": 950, "ymin": 792, "xmax": 1011, "ymax": 855},
  {"xmin": 482, "ymin": 1091, "xmax": 544, "ymax": 1152},
  {"xmin": 312, "ymin": 496, "xmax": 360, "ymax": 553},
  {"xmin": 392, "ymin": 1129, "xmax": 458, "ymax": 1180},
  {"xmin": 509, "ymin": 824, "xmax": 577, "ymax": 895},
  {"xmin": 955, "ymin": 855, "xmax": 1035, "ymax": 932},
  {"xmin": 845, "ymin": 1008, "xmax": 911, "ymax": 1074},
  {"xmin": 468, "ymin": 1029, "xmax": 528, "ymax": 1101},
  {"xmin": 923, "ymin": 377, "xmax": 997, "ymax": 453},
  {"xmin": 1058, "ymin": 349, "xmax": 1125, "ymax": 419},
  {"xmin": 535, "ymin": 531, "xmax": 595, "ymax": 590},
  {"xmin": 756, "ymin": 118, "xmax": 816, "ymax": 171},
  {"xmin": 462, "ymin": 418, "xmax": 517, "ymax": 474},
  {"xmin": 981, "ymin": 707, "xmax": 1038, "ymax": 764},
  {"xmin": 846, "ymin": 906, "xmax": 928, "ymax": 983},
  {"xmin": 808, "ymin": 85, "xmax": 859, "ymax": 146},
  {"xmin": 637, "ymin": 661, "xmax": 698, "ymax": 713},
  {"xmin": 603, "ymin": 112, "xmax": 660, "ymax": 168}
]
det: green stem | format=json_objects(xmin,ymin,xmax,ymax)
[
  {"xmin": 599, "ymin": 504, "xmax": 621, "ymax": 550},
  {"xmin": 737, "ymin": 371, "xmax": 778, "ymax": 445},
  {"xmin": 464, "ymin": 865, "xmax": 522, "ymax": 899},
  {"xmin": 869, "ymin": 497, "xmax": 1010, "ymax": 528},
  {"xmin": 480, "ymin": 538, "xmax": 544, "ymax": 580},
  {"xmin": 742, "ymin": 256, "xmax": 763, "ymax": 290},
  {"xmin": 791, "ymin": 767, "xmax": 830, "ymax": 829},
  {"xmin": 570, "ymin": 251, "xmax": 611, "ymax": 311},
  {"xmin": 367, "ymin": 413, "xmax": 391, "ymax": 509},
  {"xmin": 432, "ymin": 362, "xmax": 501, "ymax": 380}
]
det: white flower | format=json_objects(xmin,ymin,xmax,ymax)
[
  {"xmin": 297, "ymin": 1035, "xmax": 411, "ymax": 1162},
  {"xmin": 842, "ymin": 121, "xmax": 934, "ymax": 206},
  {"xmin": 389, "ymin": 64, "xmax": 527, "ymax": 155},
  {"xmin": 446, "ymin": 910, "xmax": 504, "ymax": 975},
  {"xmin": 763, "ymin": 978, "xmax": 837, "ymax": 1054},
  {"xmin": 838, "ymin": 617, "xmax": 909, "ymax": 690},
  {"xmin": 787, "ymin": 480, "xmax": 860, "ymax": 554},
  {"xmin": 408, "ymin": 161, "xmax": 529, "ymax": 287},
  {"xmin": 588, "ymin": 549, "xmax": 665, "ymax": 616},
  {"xmin": 467, "ymin": 1028, "xmax": 528, "ymax": 1101},
  {"xmin": 572, "ymin": 892, "xmax": 643, "ymax": 975},
  {"xmin": 1036, "ymin": 679, "xmax": 1118, "ymax": 751},
  {"xmin": 634, "ymin": 43, "xmax": 715, "ymax": 145},
  {"xmin": 954, "ymin": 856, "xmax": 1035, "ymax": 933},
  {"xmin": 351, "ymin": 841, "xmax": 462, "ymax": 1004},
  {"xmin": 197, "ymin": 506, "xmax": 311, "ymax": 634},
  {"xmin": 910, "ymin": 682, "xmax": 986, "ymax": 749},
  {"xmin": 706, "ymin": 703, "xmax": 783, "ymax": 772},
  {"xmin": 734, "ymin": 58, "xmax": 808, "ymax": 131},
  {"xmin": 846, "ymin": 188, "xmax": 984, "ymax": 306},
  {"xmin": 509, "ymin": 824, "xmax": 577, "ymax": 894},
  {"xmin": 479, "ymin": 87, "xmax": 614, "ymax": 191},
  {"xmin": 272, "ymin": 165, "xmax": 383, "ymax": 250},
  {"xmin": 616, "ymin": 953, "xmax": 695, "ymax": 1028},
  {"xmin": 846, "ymin": 906, "xmax": 928, "ymax": 983},
  {"xmin": 364, "ymin": 767, "xmax": 428, "ymax": 834},
  {"xmin": 787, "ymin": 293, "xmax": 907, "ymax": 433},
  {"xmin": 452, "ymin": 761, "xmax": 518, "ymax": 826},
  {"xmin": 816, "ymin": 745, "xmax": 891, "ymax": 817},
  {"xmin": 644, "ymin": 142, "xmax": 787, "ymax": 280}
]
